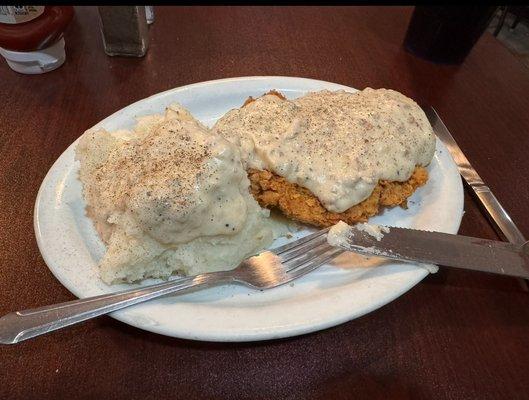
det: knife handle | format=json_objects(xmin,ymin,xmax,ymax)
[{"xmin": 474, "ymin": 187, "xmax": 526, "ymax": 244}]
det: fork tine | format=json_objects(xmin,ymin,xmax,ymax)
[
  {"xmin": 283, "ymin": 241, "xmax": 335, "ymax": 269},
  {"xmin": 280, "ymin": 235, "xmax": 329, "ymax": 263},
  {"xmin": 270, "ymin": 228, "xmax": 329, "ymax": 256},
  {"xmin": 287, "ymin": 247, "xmax": 345, "ymax": 278}
]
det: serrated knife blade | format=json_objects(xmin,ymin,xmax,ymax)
[{"xmin": 328, "ymin": 225, "xmax": 529, "ymax": 279}]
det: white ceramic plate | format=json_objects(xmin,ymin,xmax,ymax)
[{"xmin": 34, "ymin": 77, "xmax": 463, "ymax": 342}]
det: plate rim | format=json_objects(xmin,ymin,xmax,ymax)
[{"xmin": 34, "ymin": 76, "xmax": 464, "ymax": 342}]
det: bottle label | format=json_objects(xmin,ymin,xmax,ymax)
[{"xmin": 0, "ymin": 6, "xmax": 44, "ymax": 24}]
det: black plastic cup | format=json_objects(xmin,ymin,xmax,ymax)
[{"xmin": 404, "ymin": 6, "xmax": 498, "ymax": 65}]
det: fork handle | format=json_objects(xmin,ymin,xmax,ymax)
[{"xmin": 0, "ymin": 271, "xmax": 232, "ymax": 344}]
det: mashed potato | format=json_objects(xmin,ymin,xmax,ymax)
[{"xmin": 75, "ymin": 104, "xmax": 275, "ymax": 284}]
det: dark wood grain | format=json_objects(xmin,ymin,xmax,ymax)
[{"xmin": 1, "ymin": 6, "xmax": 529, "ymax": 400}]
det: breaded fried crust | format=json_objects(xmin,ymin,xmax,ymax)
[
  {"xmin": 239, "ymin": 90, "xmax": 431, "ymax": 227},
  {"xmin": 248, "ymin": 166, "xmax": 428, "ymax": 228}
]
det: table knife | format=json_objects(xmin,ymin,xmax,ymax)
[
  {"xmin": 423, "ymin": 107, "xmax": 526, "ymax": 245},
  {"xmin": 328, "ymin": 225, "xmax": 529, "ymax": 279}
]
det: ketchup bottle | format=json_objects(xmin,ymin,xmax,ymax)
[{"xmin": 0, "ymin": 6, "xmax": 74, "ymax": 74}]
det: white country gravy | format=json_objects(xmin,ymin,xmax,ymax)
[
  {"xmin": 79, "ymin": 106, "xmax": 250, "ymax": 245},
  {"xmin": 213, "ymin": 89, "xmax": 436, "ymax": 213}
]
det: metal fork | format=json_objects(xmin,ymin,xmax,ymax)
[{"xmin": 0, "ymin": 228, "xmax": 341, "ymax": 344}]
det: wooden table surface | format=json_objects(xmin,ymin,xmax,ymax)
[{"xmin": 2, "ymin": 6, "xmax": 529, "ymax": 400}]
